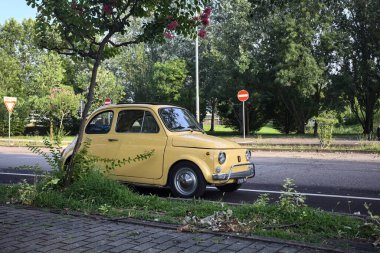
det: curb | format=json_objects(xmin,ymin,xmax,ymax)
[
  {"xmin": 7, "ymin": 204, "xmax": 347, "ymax": 253},
  {"xmin": 237, "ymin": 146, "xmax": 380, "ymax": 154}
]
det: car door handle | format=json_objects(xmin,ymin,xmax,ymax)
[{"xmin": 108, "ymin": 138, "xmax": 119, "ymax": 142}]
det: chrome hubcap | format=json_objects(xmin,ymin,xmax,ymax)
[{"xmin": 174, "ymin": 167, "xmax": 197, "ymax": 196}]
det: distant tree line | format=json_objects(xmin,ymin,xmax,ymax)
[{"xmin": 0, "ymin": 0, "xmax": 379, "ymax": 138}]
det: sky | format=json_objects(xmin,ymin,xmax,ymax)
[{"xmin": 0, "ymin": 0, "xmax": 36, "ymax": 24}]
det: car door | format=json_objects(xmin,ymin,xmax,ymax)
[
  {"xmin": 83, "ymin": 109, "xmax": 121, "ymax": 167},
  {"xmin": 112, "ymin": 108, "xmax": 167, "ymax": 182}
]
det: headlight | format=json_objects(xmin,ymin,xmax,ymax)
[
  {"xmin": 218, "ymin": 152, "xmax": 226, "ymax": 164},
  {"xmin": 245, "ymin": 149, "xmax": 252, "ymax": 161}
]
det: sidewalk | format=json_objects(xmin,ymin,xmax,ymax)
[{"xmin": 0, "ymin": 205, "xmax": 341, "ymax": 253}]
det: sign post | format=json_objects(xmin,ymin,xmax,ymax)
[
  {"xmin": 3, "ymin": 97, "xmax": 17, "ymax": 144},
  {"xmin": 237, "ymin": 90, "xmax": 249, "ymax": 140}
]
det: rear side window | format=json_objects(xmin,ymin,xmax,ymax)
[
  {"xmin": 116, "ymin": 110, "xmax": 159, "ymax": 133},
  {"xmin": 85, "ymin": 111, "xmax": 114, "ymax": 134}
]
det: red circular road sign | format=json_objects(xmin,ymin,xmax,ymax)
[
  {"xmin": 104, "ymin": 98, "xmax": 112, "ymax": 106},
  {"xmin": 237, "ymin": 90, "xmax": 249, "ymax": 102}
]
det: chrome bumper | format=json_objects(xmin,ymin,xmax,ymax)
[{"xmin": 212, "ymin": 163, "xmax": 255, "ymax": 181}]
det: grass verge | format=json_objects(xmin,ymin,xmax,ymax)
[{"xmin": 0, "ymin": 171, "xmax": 378, "ymax": 246}]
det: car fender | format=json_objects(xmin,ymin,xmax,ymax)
[{"xmin": 162, "ymin": 148, "xmax": 215, "ymax": 185}]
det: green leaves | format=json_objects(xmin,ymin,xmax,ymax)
[{"xmin": 27, "ymin": 0, "xmax": 210, "ymax": 60}]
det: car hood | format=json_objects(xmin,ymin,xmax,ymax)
[{"xmin": 172, "ymin": 134, "xmax": 242, "ymax": 149}]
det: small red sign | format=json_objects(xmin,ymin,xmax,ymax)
[
  {"xmin": 104, "ymin": 98, "xmax": 112, "ymax": 106},
  {"xmin": 237, "ymin": 90, "xmax": 249, "ymax": 102}
]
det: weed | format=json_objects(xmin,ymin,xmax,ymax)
[
  {"xmin": 98, "ymin": 204, "xmax": 112, "ymax": 215},
  {"xmin": 17, "ymin": 180, "xmax": 37, "ymax": 205},
  {"xmin": 364, "ymin": 203, "xmax": 380, "ymax": 247}
]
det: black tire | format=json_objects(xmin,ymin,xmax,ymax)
[
  {"xmin": 169, "ymin": 161, "xmax": 206, "ymax": 198},
  {"xmin": 216, "ymin": 183, "xmax": 242, "ymax": 192}
]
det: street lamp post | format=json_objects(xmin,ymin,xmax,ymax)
[
  {"xmin": 194, "ymin": 6, "xmax": 211, "ymax": 124},
  {"xmin": 195, "ymin": 34, "xmax": 200, "ymax": 123}
]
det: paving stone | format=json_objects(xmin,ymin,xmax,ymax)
[
  {"xmin": 132, "ymin": 242, "xmax": 157, "ymax": 251},
  {"xmin": 182, "ymin": 245, "xmax": 208, "ymax": 253},
  {"xmin": 277, "ymin": 247, "xmax": 302, "ymax": 253},
  {"xmin": 108, "ymin": 238, "xmax": 134, "ymax": 247},
  {"xmin": 203, "ymin": 242, "xmax": 228, "ymax": 252},
  {"xmin": 108, "ymin": 243, "xmax": 139, "ymax": 253},
  {"xmin": 0, "ymin": 206, "xmax": 331, "ymax": 253},
  {"xmin": 225, "ymin": 241, "xmax": 252, "ymax": 251},
  {"xmin": 59, "ymin": 240, "xmax": 91, "ymax": 250},
  {"xmin": 36, "ymin": 242, "xmax": 67, "ymax": 252},
  {"xmin": 156, "ymin": 240, "xmax": 179, "ymax": 250}
]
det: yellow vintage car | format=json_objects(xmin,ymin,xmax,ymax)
[{"xmin": 62, "ymin": 103, "xmax": 255, "ymax": 198}]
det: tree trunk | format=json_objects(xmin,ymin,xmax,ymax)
[
  {"xmin": 297, "ymin": 121, "xmax": 305, "ymax": 134},
  {"xmin": 364, "ymin": 105, "xmax": 374, "ymax": 139},
  {"xmin": 210, "ymin": 101, "xmax": 215, "ymax": 132},
  {"xmin": 49, "ymin": 117, "xmax": 54, "ymax": 141},
  {"xmin": 313, "ymin": 121, "xmax": 318, "ymax": 137},
  {"xmin": 59, "ymin": 113, "xmax": 65, "ymax": 133},
  {"xmin": 63, "ymin": 56, "xmax": 102, "ymax": 187}
]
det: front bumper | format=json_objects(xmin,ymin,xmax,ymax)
[{"xmin": 212, "ymin": 163, "xmax": 255, "ymax": 181}]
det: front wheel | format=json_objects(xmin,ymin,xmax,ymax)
[
  {"xmin": 216, "ymin": 183, "xmax": 242, "ymax": 192},
  {"xmin": 169, "ymin": 162, "xmax": 206, "ymax": 198}
]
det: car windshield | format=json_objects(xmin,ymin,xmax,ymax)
[{"xmin": 159, "ymin": 107, "xmax": 203, "ymax": 132}]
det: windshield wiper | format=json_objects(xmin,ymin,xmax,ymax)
[
  {"xmin": 188, "ymin": 125, "xmax": 205, "ymax": 133},
  {"xmin": 171, "ymin": 125, "xmax": 204, "ymax": 133}
]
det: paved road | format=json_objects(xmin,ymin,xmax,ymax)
[
  {"xmin": 0, "ymin": 147, "xmax": 379, "ymax": 215},
  {"xmin": 0, "ymin": 205, "xmax": 338, "ymax": 253}
]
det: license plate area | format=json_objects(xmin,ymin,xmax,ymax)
[{"xmin": 237, "ymin": 178, "xmax": 247, "ymax": 184}]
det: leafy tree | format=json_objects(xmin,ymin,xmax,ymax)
[
  {"xmin": 27, "ymin": 0, "xmax": 210, "ymax": 185},
  {"xmin": 49, "ymin": 86, "xmax": 81, "ymax": 138},
  {"xmin": 152, "ymin": 59, "xmax": 188, "ymax": 104},
  {"xmin": 0, "ymin": 19, "xmax": 40, "ymax": 135},
  {"xmin": 109, "ymin": 43, "xmax": 155, "ymax": 102},
  {"xmin": 74, "ymin": 66, "xmax": 124, "ymax": 110},
  {"xmin": 32, "ymin": 85, "xmax": 81, "ymax": 140},
  {"xmin": 207, "ymin": 0, "xmax": 269, "ymax": 134},
  {"xmin": 249, "ymin": 0, "xmax": 333, "ymax": 134},
  {"xmin": 333, "ymin": 0, "xmax": 380, "ymax": 137},
  {"xmin": 29, "ymin": 52, "xmax": 66, "ymax": 139}
]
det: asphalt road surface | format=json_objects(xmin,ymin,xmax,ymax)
[{"xmin": 0, "ymin": 147, "xmax": 379, "ymax": 215}]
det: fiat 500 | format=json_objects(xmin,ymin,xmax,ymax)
[{"xmin": 62, "ymin": 103, "xmax": 255, "ymax": 198}]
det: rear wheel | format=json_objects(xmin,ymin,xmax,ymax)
[
  {"xmin": 216, "ymin": 183, "xmax": 242, "ymax": 192},
  {"xmin": 169, "ymin": 162, "xmax": 206, "ymax": 198}
]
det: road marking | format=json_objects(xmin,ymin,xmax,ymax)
[
  {"xmin": 0, "ymin": 172, "xmax": 43, "ymax": 177},
  {"xmin": 207, "ymin": 187, "xmax": 380, "ymax": 201}
]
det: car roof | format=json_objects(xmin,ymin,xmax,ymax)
[{"xmin": 93, "ymin": 103, "xmax": 180, "ymax": 112}]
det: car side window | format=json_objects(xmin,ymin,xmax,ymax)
[
  {"xmin": 116, "ymin": 110, "xmax": 159, "ymax": 133},
  {"xmin": 142, "ymin": 112, "xmax": 159, "ymax": 133},
  {"xmin": 85, "ymin": 111, "xmax": 113, "ymax": 134}
]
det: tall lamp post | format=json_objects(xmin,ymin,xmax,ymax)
[
  {"xmin": 194, "ymin": 6, "xmax": 211, "ymax": 123},
  {"xmin": 195, "ymin": 35, "xmax": 200, "ymax": 123},
  {"xmin": 163, "ymin": 7, "xmax": 211, "ymax": 124}
]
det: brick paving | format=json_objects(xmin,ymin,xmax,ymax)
[{"xmin": 0, "ymin": 205, "xmax": 335, "ymax": 253}]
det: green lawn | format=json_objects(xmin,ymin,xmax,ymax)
[
  {"xmin": 256, "ymin": 126, "xmax": 281, "ymax": 134},
  {"xmin": 204, "ymin": 124, "xmax": 281, "ymax": 135}
]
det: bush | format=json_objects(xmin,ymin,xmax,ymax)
[{"xmin": 315, "ymin": 111, "xmax": 338, "ymax": 148}]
